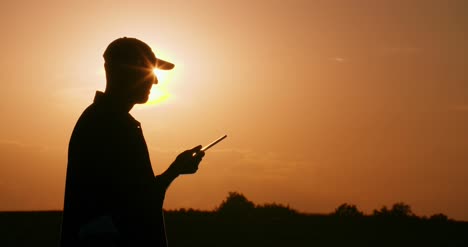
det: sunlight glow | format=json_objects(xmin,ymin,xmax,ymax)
[{"xmin": 146, "ymin": 68, "xmax": 174, "ymax": 105}]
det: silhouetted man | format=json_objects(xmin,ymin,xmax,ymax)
[{"xmin": 60, "ymin": 37, "xmax": 205, "ymax": 247}]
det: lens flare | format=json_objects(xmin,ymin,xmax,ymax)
[{"xmin": 147, "ymin": 69, "xmax": 173, "ymax": 105}]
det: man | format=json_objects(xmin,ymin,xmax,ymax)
[{"xmin": 60, "ymin": 37, "xmax": 204, "ymax": 247}]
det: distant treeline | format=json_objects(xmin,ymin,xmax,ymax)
[
  {"xmin": 1, "ymin": 192, "xmax": 467, "ymax": 247},
  {"xmin": 173, "ymin": 191, "xmax": 453, "ymax": 222}
]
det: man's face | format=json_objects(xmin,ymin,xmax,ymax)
[
  {"xmin": 127, "ymin": 65, "xmax": 157, "ymax": 104},
  {"xmin": 105, "ymin": 53, "xmax": 161, "ymax": 104},
  {"xmin": 109, "ymin": 59, "xmax": 158, "ymax": 104}
]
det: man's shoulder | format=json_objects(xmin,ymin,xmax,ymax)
[
  {"xmin": 72, "ymin": 102, "xmax": 137, "ymax": 137},
  {"xmin": 75, "ymin": 103, "xmax": 107, "ymax": 128},
  {"xmin": 72, "ymin": 103, "xmax": 113, "ymax": 136}
]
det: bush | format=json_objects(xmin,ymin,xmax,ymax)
[
  {"xmin": 429, "ymin": 213, "xmax": 449, "ymax": 222},
  {"xmin": 332, "ymin": 203, "xmax": 363, "ymax": 217},
  {"xmin": 216, "ymin": 192, "xmax": 255, "ymax": 216},
  {"xmin": 373, "ymin": 202, "xmax": 414, "ymax": 218}
]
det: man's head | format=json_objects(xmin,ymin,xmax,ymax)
[{"xmin": 103, "ymin": 37, "xmax": 174, "ymax": 104}]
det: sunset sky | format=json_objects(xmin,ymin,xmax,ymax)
[{"xmin": 1, "ymin": 0, "xmax": 468, "ymax": 220}]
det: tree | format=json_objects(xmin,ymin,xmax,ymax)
[
  {"xmin": 217, "ymin": 192, "xmax": 255, "ymax": 216},
  {"xmin": 333, "ymin": 203, "xmax": 363, "ymax": 217},
  {"xmin": 373, "ymin": 206, "xmax": 390, "ymax": 217},
  {"xmin": 373, "ymin": 203, "xmax": 414, "ymax": 218},
  {"xmin": 429, "ymin": 213, "xmax": 449, "ymax": 222},
  {"xmin": 390, "ymin": 202, "xmax": 413, "ymax": 217}
]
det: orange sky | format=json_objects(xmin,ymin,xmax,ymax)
[{"xmin": 1, "ymin": 0, "xmax": 468, "ymax": 220}]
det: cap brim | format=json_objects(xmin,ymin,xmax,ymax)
[{"xmin": 155, "ymin": 58, "xmax": 175, "ymax": 70}]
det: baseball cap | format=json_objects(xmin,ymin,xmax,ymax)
[{"xmin": 103, "ymin": 37, "xmax": 175, "ymax": 70}]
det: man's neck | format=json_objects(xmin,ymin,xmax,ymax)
[{"xmin": 101, "ymin": 90, "xmax": 134, "ymax": 113}]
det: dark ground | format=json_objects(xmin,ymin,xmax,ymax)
[{"xmin": 1, "ymin": 210, "xmax": 467, "ymax": 247}]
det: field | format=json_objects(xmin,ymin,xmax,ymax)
[{"xmin": 1, "ymin": 210, "xmax": 467, "ymax": 247}]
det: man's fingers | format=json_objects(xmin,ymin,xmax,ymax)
[
  {"xmin": 193, "ymin": 150, "xmax": 205, "ymax": 159},
  {"xmin": 191, "ymin": 145, "xmax": 202, "ymax": 151},
  {"xmin": 190, "ymin": 145, "xmax": 203, "ymax": 157},
  {"xmin": 196, "ymin": 151, "xmax": 205, "ymax": 158}
]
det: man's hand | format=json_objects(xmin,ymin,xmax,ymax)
[{"xmin": 169, "ymin": 145, "xmax": 205, "ymax": 175}]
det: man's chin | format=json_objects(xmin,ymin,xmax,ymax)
[{"xmin": 134, "ymin": 95, "xmax": 149, "ymax": 104}]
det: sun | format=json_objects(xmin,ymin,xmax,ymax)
[{"xmin": 147, "ymin": 68, "xmax": 174, "ymax": 105}]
